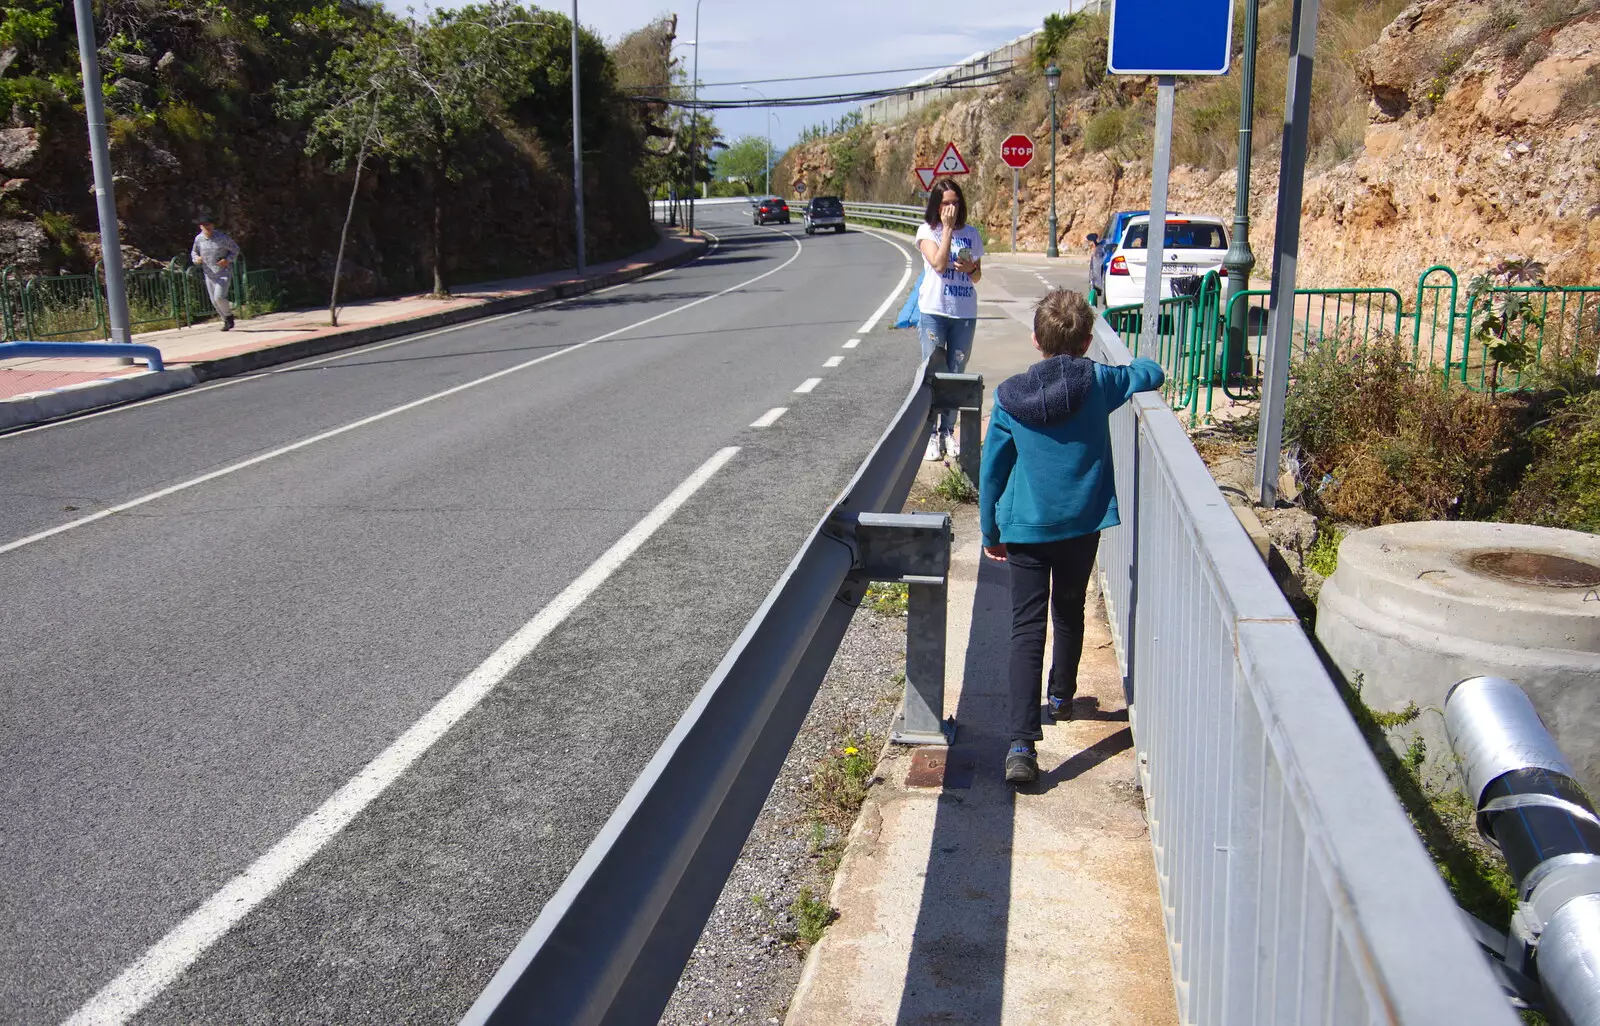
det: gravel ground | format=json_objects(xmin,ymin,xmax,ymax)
[{"xmin": 657, "ymin": 605, "xmax": 910, "ymax": 1026}]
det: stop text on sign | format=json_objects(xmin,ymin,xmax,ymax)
[{"xmin": 1000, "ymin": 133, "xmax": 1035, "ymax": 169}]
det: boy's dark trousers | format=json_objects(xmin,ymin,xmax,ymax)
[{"xmin": 1006, "ymin": 532, "xmax": 1101, "ymax": 743}]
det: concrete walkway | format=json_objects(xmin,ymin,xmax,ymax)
[
  {"xmin": 785, "ymin": 266, "xmax": 1176, "ymax": 1025},
  {"xmin": 0, "ymin": 231, "xmax": 702, "ymax": 405}
]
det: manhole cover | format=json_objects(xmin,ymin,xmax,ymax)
[{"xmin": 1464, "ymin": 550, "xmax": 1600, "ymax": 588}]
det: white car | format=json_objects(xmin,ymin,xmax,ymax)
[{"xmin": 1101, "ymin": 215, "xmax": 1230, "ymax": 309}]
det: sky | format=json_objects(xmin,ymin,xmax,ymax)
[{"xmin": 387, "ymin": 1, "xmax": 1068, "ymax": 151}]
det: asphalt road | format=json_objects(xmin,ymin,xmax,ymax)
[{"xmin": 0, "ymin": 206, "xmax": 923, "ymax": 1025}]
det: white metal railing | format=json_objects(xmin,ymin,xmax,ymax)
[{"xmin": 1091, "ymin": 316, "xmax": 1518, "ymax": 1025}]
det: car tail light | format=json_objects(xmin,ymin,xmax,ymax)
[
  {"xmin": 1219, "ymin": 267, "xmax": 1228, "ymax": 277},
  {"xmin": 1110, "ymin": 256, "xmax": 1130, "ymax": 276}
]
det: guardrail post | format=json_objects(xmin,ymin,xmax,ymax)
[
  {"xmin": 831, "ymin": 510, "xmax": 955, "ymax": 746},
  {"xmin": 931, "ymin": 371, "xmax": 983, "ymax": 485}
]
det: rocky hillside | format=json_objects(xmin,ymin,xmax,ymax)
[
  {"xmin": 777, "ymin": 0, "xmax": 1599, "ymax": 288},
  {"xmin": 0, "ymin": 1, "xmax": 668, "ymax": 299}
]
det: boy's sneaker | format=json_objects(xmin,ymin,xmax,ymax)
[
  {"xmin": 1048, "ymin": 694, "xmax": 1074, "ymax": 721},
  {"xmin": 945, "ymin": 431, "xmax": 960, "ymax": 457},
  {"xmin": 222, "ymin": 315, "xmax": 235, "ymax": 331},
  {"xmin": 924, "ymin": 433, "xmax": 943, "ymax": 461},
  {"xmin": 1004, "ymin": 742, "xmax": 1038, "ymax": 784}
]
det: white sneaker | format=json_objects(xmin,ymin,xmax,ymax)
[
  {"xmin": 924, "ymin": 433, "xmax": 943, "ymax": 461},
  {"xmin": 946, "ymin": 431, "xmax": 961, "ymax": 457}
]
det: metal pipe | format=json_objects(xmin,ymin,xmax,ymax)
[
  {"xmin": 1445, "ymin": 676, "xmax": 1600, "ymax": 1026},
  {"xmin": 71, "ymin": 0, "xmax": 131, "ymax": 345}
]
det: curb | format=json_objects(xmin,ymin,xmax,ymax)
[
  {"xmin": 0, "ymin": 367, "xmax": 199, "ymax": 431},
  {"xmin": 0, "ymin": 235, "xmax": 707, "ymax": 431}
]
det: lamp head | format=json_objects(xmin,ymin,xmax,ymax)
[{"xmin": 1045, "ymin": 64, "xmax": 1061, "ymax": 94}]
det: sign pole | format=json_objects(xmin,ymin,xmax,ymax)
[
  {"xmin": 1255, "ymin": 0, "xmax": 1322, "ymax": 507},
  {"xmin": 1139, "ymin": 77, "xmax": 1175, "ymax": 359},
  {"xmin": 1011, "ymin": 168, "xmax": 1019, "ymax": 254}
]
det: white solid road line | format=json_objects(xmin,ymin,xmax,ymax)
[
  {"xmin": 843, "ymin": 338, "xmax": 860, "ymax": 348},
  {"xmin": 0, "ymin": 234, "xmax": 728, "ymax": 441},
  {"xmin": 852, "ymin": 227, "xmax": 916, "ymax": 335},
  {"xmin": 749, "ymin": 407, "xmax": 787, "ymax": 428},
  {"xmin": 823, "ymin": 356, "xmax": 843, "ymax": 368},
  {"xmin": 60, "ymin": 446, "xmax": 741, "ymax": 1026},
  {"xmin": 0, "ymin": 229, "xmax": 803, "ymax": 556},
  {"xmin": 794, "ymin": 378, "xmax": 821, "ymax": 394}
]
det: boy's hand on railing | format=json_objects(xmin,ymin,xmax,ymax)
[{"xmin": 983, "ymin": 544, "xmax": 1008, "ymax": 562}]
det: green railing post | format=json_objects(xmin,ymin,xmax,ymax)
[
  {"xmin": 1414, "ymin": 264, "xmax": 1458, "ymax": 385},
  {"xmin": 0, "ymin": 264, "xmax": 17, "ymax": 341}
]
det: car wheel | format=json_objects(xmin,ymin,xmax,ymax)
[
  {"xmin": 805, "ymin": 225, "xmax": 814, "ymax": 235},
  {"xmin": 836, "ymin": 225, "xmax": 846, "ymax": 234}
]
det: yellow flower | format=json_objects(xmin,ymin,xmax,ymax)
[{"xmin": 843, "ymin": 747, "xmax": 859, "ymax": 756}]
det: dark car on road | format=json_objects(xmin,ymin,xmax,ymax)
[
  {"xmin": 803, "ymin": 196, "xmax": 846, "ymax": 235},
  {"xmin": 753, "ymin": 197, "xmax": 790, "ymax": 225}
]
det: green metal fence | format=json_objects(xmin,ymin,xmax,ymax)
[
  {"xmin": 0, "ymin": 257, "xmax": 281, "ymax": 343},
  {"xmin": 1106, "ymin": 264, "xmax": 1597, "ymax": 426}
]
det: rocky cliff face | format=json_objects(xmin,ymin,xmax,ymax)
[{"xmin": 779, "ymin": 0, "xmax": 1599, "ymax": 289}]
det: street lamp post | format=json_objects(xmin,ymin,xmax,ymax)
[
  {"xmin": 71, "ymin": 0, "xmax": 131, "ymax": 345},
  {"xmin": 687, "ymin": 0, "xmax": 702, "ymax": 235},
  {"xmin": 1222, "ymin": 0, "xmax": 1260, "ymax": 377},
  {"xmin": 570, "ymin": 0, "xmax": 585, "ymax": 273},
  {"xmin": 1045, "ymin": 64, "xmax": 1061, "ymax": 259}
]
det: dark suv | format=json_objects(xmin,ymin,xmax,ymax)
[
  {"xmin": 753, "ymin": 197, "xmax": 790, "ymax": 225},
  {"xmin": 803, "ymin": 196, "xmax": 846, "ymax": 235}
]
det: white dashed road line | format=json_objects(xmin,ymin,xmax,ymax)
[
  {"xmin": 794, "ymin": 378, "xmax": 821, "ymax": 394},
  {"xmin": 749, "ymin": 407, "xmax": 787, "ymax": 428},
  {"xmin": 60, "ymin": 446, "xmax": 741, "ymax": 1026},
  {"xmin": 823, "ymin": 356, "xmax": 843, "ymax": 368},
  {"xmin": 843, "ymin": 339, "xmax": 860, "ymax": 349}
]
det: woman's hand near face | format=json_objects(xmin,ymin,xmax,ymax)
[{"xmin": 940, "ymin": 203, "xmax": 957, "ymax": 229}]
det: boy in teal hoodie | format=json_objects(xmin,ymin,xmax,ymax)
[{"xmin": 979, "ymin": 289, "xmax": 1164, "ymax": 784}]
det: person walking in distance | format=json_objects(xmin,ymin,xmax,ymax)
[
  {"xmin": 915, "ymin": 179, "xmax": 983, "ymax": 461},
  {"xmin": 978, "ymin": 290, "xmax": 1164, "ymax": 785},
  {"xmin": 191, "ymin": 216, "xmax": 241, "ymax": 330}
]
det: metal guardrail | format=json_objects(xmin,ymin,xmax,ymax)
[
  {"xmin": 461, "ymin": 361, "xmax": 981, "ymax": 1025},
  {"xmin": 1090, "ymin": 314, "xmax": 1518, "ymax": 1025},
  {"xmin": 841, "ymin": 202, "xmax": 924, "ymax": 232}
]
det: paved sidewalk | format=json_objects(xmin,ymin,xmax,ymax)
[
  {"xmin": 785, "ymin": 275, "xmax": 1176, "ymax": 1025},
  {"xmin": 0, "ymin": 230, "xmax": 703, "ymax": 410}
]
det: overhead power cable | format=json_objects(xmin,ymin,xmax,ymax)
[
  {"xmin": 631, "ymin": 64, "xmax": 1013, "ymax": 109},
  {"xmin": 627, "ymin": 60, "xmax": 1017, "ymax": 92}
]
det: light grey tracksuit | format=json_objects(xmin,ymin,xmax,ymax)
[{"xmin": 191, "ymin": 229, "xmax": 242, "ymax": 319}]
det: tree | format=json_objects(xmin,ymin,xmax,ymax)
[
  {"xmin": 280, "ymin": 3, "xmax": 554, "ymax": 311},
  {"xmin": 716, "ymin": 134, "xmax": 777, "ymax": 191}
]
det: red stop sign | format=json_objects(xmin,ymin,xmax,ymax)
[{"xmin": 1000, "ymin": 133, "xmax": 1035, "ymax": 169}]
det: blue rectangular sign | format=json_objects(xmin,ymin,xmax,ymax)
[{"xmin": 1108, "ymin": 0, "xmax": 1234, "ymax": 76}]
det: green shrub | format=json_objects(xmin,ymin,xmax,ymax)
[
  {"xmin": 1285, "ymin": 335, "xmax": 1518, "ymax": 525},
  {"xmin": 864, "ymin": 581, "xmax": 908, "ymax": 616},
  {"xmin": 1084, "ymin": 106, "xmax": 1138, "ymax": 153},
  {"xmin": 1503, "ymin": 390, "xmax": 1600, "ymax": 532},
  {"xmin": 790, "ymin": 887, "xmax": 835, "ymax": 947},
  {"xmin": 932, "ymin": 465, "xmax": 977, "ymax": 504}
]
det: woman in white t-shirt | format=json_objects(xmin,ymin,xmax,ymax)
[{"xmin": 914, "ymin": 178, "xmax": 984, "ymax": 461}]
